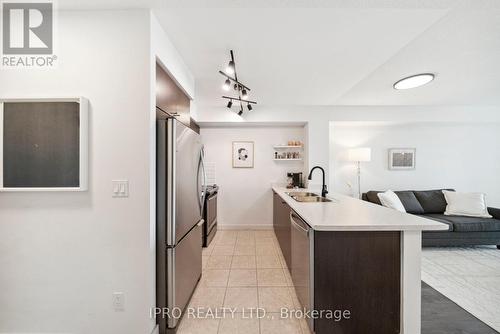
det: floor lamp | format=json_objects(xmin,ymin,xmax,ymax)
[{"xmin": 347, "ymin": 148, "xmax": 371, "ymax": 199}]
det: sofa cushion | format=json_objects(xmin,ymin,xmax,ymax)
[
  {"xmin": 422, "ymin": 214, "xmax": 454, "ymax": 232},
  {"xmin": 443, "ymin": 191, "xmax": 492, "ymax": 218},
  {"xmin": 414, "ymin": 189, "xmax": 455, "ymax": 214},
  {"xmin": 488, "ymin": 207, "xmax": 500, "ymax": 220},
  {"xmin": 366, "ymin": 190, "xmax": 425, "ymax": 213},
  {"xmin": 423, "ymin": 214, "xmax": 500, "ymax": 232},
  {"xmin": 378, "ymin": 190, "xmax": 406, "ymax": 212},
  {"xmin": 395, "ymin": 191, "xmax": 425, "ymax": 214},
  {"xmin": 365, "ymin": 191, "xmax": 382, "ymax": 205},
  {"xmin": 443, "ymin": 216, "xmax": 500, "ymax": 232}
]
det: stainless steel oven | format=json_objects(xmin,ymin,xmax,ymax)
[{"xmin": 203, "ymin": 185, "xmax": 218, "ymax": 247}]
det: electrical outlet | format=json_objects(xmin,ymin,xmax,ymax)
[
  {"xmin": 112, "ymin": 292, "xmax": 125, "ymax": 311},
  {"xmin": 112, "ymin": 180, "xmax": 129, "ymax": 198}
]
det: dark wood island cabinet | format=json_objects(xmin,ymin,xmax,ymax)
[
  {"xmin": 313, "ymin": 230, "xmax": 401, "ymax": 334},
  {"xmin": 272, "ymin": 190, "xmax": 401, "ymax": 334},
  {"xmin": 273, "ymin": 191, "xmax": 292, "ymax": 268}
]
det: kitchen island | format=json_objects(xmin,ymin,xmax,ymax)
[{"xmin": 272, "ymin": 186, "xmax": 447, "ymax": 334}]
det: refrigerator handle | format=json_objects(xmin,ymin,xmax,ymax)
[
  {"xmin": 197, "ymin": 147, "xmax": 206, "ymax": 215},
  {"xmin": 201, "ymin": 146, "xmax": 207, "ymax": 189}
]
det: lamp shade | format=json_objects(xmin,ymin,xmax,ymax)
[{"xmin": 347, "ymin": 147, "xmax": 371, "ymax": 162}]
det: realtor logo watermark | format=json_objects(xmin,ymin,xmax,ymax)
[{"xmin": 1, "ymin": 1, "xmax": 57, "ymax": 68}]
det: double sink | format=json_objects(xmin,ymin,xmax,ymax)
[{"xmin": 286, "ymin": 191, "xmax": 332, "ymax": 203}]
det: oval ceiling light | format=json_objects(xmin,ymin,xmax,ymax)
[{"xmin": 393, "ymin": 73, "xmax": 435, "ymax": 90}]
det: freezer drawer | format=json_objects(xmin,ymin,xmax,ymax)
[{"xmin": 157, "ymin": 222, "xmax": 202, "ymax": 332}]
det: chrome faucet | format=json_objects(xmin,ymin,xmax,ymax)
[{"xmin": 308, "ymin": 166, "xmax": 328, "ymax": 198}]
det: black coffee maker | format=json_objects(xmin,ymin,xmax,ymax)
[{"xmin": 287, "ymin": 172, "xmax": 303, "ymax": 188}]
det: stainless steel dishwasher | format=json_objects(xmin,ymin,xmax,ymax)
[{"xmin": 290, "ymin": 210, "xmax": 314, "ymax": 333}]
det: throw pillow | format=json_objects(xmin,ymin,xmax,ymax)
[
  {"xmin": 413, "ymin": 189, "xmax": 454, "ymax": 214},
  {"xmin": 442, "ymin": 190, "xmax": 492, "ymax": 218},
  {"xmin": 377, "ymin": 190, "xmax": 406, "ymax": 213},
  {"xmin": 395, "ymin": 191, "xmax": 425, "ymax": 214}
]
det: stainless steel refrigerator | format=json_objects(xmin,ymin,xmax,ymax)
[{"xmin": 156, "ymin": 115, "xmax": 206, "ymax": 333}]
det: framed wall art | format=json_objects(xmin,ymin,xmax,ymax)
[
  {"xmin": 232, "ymin": 141, "xmax": 254, "ymax": 168},
  {"xmin": 0, "ymin": 97, "xmax": 89, "ymax": 191},
  {"xmin": 389, "ymin": 148, "xmax": 416, "ymax": 170}
]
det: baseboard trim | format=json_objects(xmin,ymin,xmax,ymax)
[{"xmin": 218, "ymin": 224, "xmax": 273, "ymax": 230}]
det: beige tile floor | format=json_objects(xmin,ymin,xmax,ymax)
[
  {"xmin": 422, "ymin": 246, "xmax": 500, "ymax": 331},
  {"xmin": 178, "ymin": 231, "xmax": 500, "ymax": 333},
  {"xmin": 177, "ymin": 230, "xmax": 311, "ymax": 334}
]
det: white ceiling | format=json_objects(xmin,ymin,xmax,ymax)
[
  {"xmin": 155, "ymin": 8, "xmax": 448, "ymax": 106},
  {"xmin": 57, "ymin": 0, "xmax": 500, "ymax": 107},
  {"xmin": 154, "ymin": 4, "xmax": 500, "ymax": 106},
  {"xmin": 335, "ymin": 9, "xmax": 500, "ymax": 106}
]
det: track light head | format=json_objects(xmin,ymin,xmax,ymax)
[
  {"xmin": 238, "ymin": 109, "xmax": 243, "ymax": 116},
  {"xmin": 233, "ymin": 84, "xmax": 239, "ymax": 91},
  {"xmin": 241, "ymin": 89, "xmax": 248, "ymax": 100},
  {"xmin": 226, "ymin": 60, "xmax": 235, "ymax": 75},
  {"xmin": 222, "ymin": 79, "xmax": 231, "ymax": 91},
  {"xmin": 247, "ymin": 103, "xmax": 252, "ymax": 111},
  {"xmin": 227, "ymin": 100, "xmax": 233, "ymax": 108}
]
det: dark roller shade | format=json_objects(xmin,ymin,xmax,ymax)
[{"xmin": 3, "ymin": 102, "xmax": 80, "ymax": 188}]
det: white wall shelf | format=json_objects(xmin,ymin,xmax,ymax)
[
  {"xmin": 273, "ymin": 145, "xmax": 303, "ymax": 149},
  {"xmin": 273, "ymin": 158, "xmax": 303, "ymax": 161}
]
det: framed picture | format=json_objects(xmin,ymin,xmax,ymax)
[
  {"xmin": 0, "ymin": 97, "xmax": 89, "ymax": 191},
  {"xmin": 389, "ymin": 148, "xmax": 416, "ymax": 170},
  {"xmin": 232, "ymin": 141, "xmax": 254, "ymax": 168}
]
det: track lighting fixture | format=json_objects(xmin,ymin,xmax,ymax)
[{"xmin": 218, "ymin": 50, "xmax": 257, "ymax": 115}]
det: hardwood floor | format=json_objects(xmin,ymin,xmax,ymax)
[
  {"xmin": 422, "ymin": 282, "xmax": 498, "ymax": 334},
  {"xmin": 422, "ymin": 246, "xmax": 500, "ymax": 331}
]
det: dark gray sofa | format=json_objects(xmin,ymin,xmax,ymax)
[{"xmin": 362, "ymin": 189, "xmax": 500, "ymax": 248}]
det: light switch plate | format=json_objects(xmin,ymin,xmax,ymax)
[
  {"xmin": 112, "ymin": 180, "xmax": 129, "ymax": 198},
  {"xmin": 112, "ymin": 292, "xmax": 125, "ymax": 311}
]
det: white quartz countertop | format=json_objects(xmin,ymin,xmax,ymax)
[{"xmin": 272, "ymin": 186, "xmax": 449, "ymax": 232}]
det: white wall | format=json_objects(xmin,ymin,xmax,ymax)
[
  {"xmin": 201, "ymin": 126, "xmax": 305, "ymax": 228},
  {"xmin": 330, "ymin": 122, "xmax": 500, "ymax": 207},
  {"xmin": 196, "ymin": 105, "xmax": 500, "ymax": 191},
  {"xmin": 150, "ymin": 13, "xmax": 195, "ymax": 100},
  {"xmin": 198, "ymin": 107, "xmax": 331, "ymax": 188},
  {"xmin": 0, "ymin": 10, "xmax": 154, "ymax": 334}
]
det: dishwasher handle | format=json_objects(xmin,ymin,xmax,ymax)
[{"xmin": 290, "ymin": 211, "xmax": 310, "ymax": 235}]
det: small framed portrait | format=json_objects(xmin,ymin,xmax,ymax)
[
  {"xmin": 389, "ymin": 148, "xmax": 416, "ymax": 170},
  {"xmin": 232, "ymin": 141, "xmax": 254, "ymax": 168}
]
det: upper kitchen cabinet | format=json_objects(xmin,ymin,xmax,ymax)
[{"xmin": 156, "ymin": 63, "xmax": 191, "ymax": 126}]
